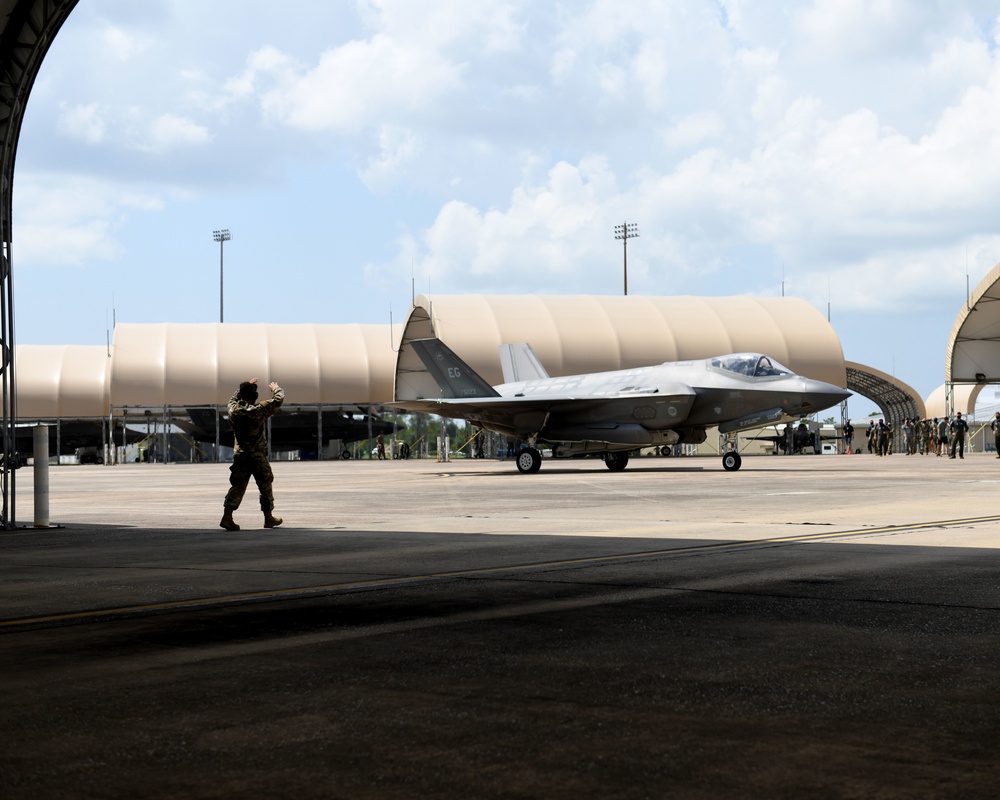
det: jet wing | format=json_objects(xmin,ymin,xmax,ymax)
[
  {"xmin": 391, "ymin": 387, "xmax": 697, "ymax": 435},
  {"xmin": 394, "ymin": 386, "xmax": 694, "ymax": 413}
]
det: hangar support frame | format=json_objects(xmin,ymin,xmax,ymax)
[
  {"xmin": 0, "ymin": 0, "xmax": 78, "ymax": 526},
  {"xmin": 845, "ymin": 365, "xmax": 923, "ymax": 451}
]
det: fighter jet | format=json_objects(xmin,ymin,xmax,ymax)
[{"xmin": 393, "ymin": 338, "xmax": 850, "ymax": 473}]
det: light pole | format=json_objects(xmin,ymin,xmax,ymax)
[
  {"xmin": 613, "ymin": 222, "xmax": 639, "ymax": 295},
  {"xmin": 212, "ymin": 229, "xmax": 231, "ymax": 323}
]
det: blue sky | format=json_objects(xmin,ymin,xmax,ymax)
[{"xmin": 11, "ymin": 0, "xmax": 1000, "ymax": 414}]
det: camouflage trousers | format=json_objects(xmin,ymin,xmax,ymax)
[{"xmin": 224, "ymin": 451, "xmax": 275, "ymax": 512}]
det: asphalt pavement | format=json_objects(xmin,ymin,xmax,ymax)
[{"xmin": 2, "ymin": 452, "xmax": 1000, "ymax": 798}]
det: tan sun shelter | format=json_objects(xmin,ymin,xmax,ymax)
[
  {"xmin": 924, "ymin": 384, "xmax": 982, "ymax": 419},
  {"xmin": 108, "ymin": 323, "xmax": 399, "ymax": 407},
  {"xmin": 14, "ymin": 295, "xmax": 846, "ymax": 418},
  {"xmin": 947, "ymin": 261, "xmax": 1000, "ymax": 384},
  {"xmin": 15, "ymin": 345, "xmax": 111, "ymax": 418}
]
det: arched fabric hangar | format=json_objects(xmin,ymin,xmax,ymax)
[
  {"xmin": 109, "ymin": 323, "xmax": 399, "ymax": 407},
  {"xmin": 946, "ymin": 261, "xmax": 1000, "ymax": 384},
  {"xmin": 17, "ymin": 298, "xmax": 848, "ymax": 417},
  {"xmin": 844, "ymin": 361, "xmax": 925, "ymax": 427},
  {"xmin": 925, "ymin": 384, "xmax": 983, "ymax": 419},
  {"xmin": 15, "ymin": 344, "xmax": 110, "ymax": 418},
  {"xmin": 394, "ymin": 294, "xmax": 847, "ymax": 402}
]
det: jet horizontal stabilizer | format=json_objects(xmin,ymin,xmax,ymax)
[{"xmin": 718, "ymin": 407, "xmax": 785, "ymax": 434}]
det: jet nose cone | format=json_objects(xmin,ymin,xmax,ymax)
[{"xmin": 799, "ymin": 379, "xmax": 852, "ymax": 412}]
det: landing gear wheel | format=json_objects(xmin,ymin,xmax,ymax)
[
  {"xmin": 660, "ymin": 445, "xmax": 672, "ymax": 457},
  {"xmin": 516, "ymin": 447, "xmax": 542, "ymax": 474},
  {"xmin": 722, "ymin": 451, "xmax": 742, "ymax": 471},
  {"xmin": 604, "ymin": 451, "xmax": 629, "ymax": 471}
]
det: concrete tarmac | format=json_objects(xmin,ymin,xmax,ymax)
[{"xmin": 2, "ymin": 452, "xmax": 1000, "ymax": 798}]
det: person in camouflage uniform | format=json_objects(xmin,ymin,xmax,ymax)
[{"xmin": 220, "ymin": 378, "xmax": 285, "ymax": 531}]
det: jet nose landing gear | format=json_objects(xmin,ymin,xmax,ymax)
[
  {"xmin": 722, "ymin": 451, "xmax": 742, "ymax": 471},
  {"xmin": 516, "ymin": 447, "xmax": 542, "ymax": 474}
]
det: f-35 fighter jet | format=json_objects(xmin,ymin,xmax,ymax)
[{"xmin": 393, "ymin": 337, "xmax": 850, "ymax": 473}]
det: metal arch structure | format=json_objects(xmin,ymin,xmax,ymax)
[
  {"xmin": 944, "ymin": 261, "xmax": 1000, "ymax": 417},
  {"xmin": 946, "ymin": 261, "xmax": 1000, "ymax": 384},
  {"xmin": 1, "ymin": 0, "xmax": 79, "ymax": 526},
  {"xmin": 845, "ymin": 361, "xmax": 925, "ymax": 448}
]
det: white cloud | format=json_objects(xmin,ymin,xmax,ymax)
[
  {"xmin": 359, "ymin": 125, "xmax": 420, "ymax": 191},
  {"xmin": 58, "ymin": 108, "xmax": 212, "ymax": 155},
  {"xmin": 662, "ymin": 112, "xmax": 725, "ymax": 149},
  {"xmin": 358, "ymin": 0, "xmax": 522, "ymax": 53},
  {"xmin": 58, "ymin": 103, "xmax": 106, "ymax": 144},
  {"xmin": 240, "ymin": 35, "xmax": 463, "ymax": 133},
  {"xmin": 120, "ymin": 193, "xmax": 166, "ymax": 212},
  {"xmin": 794, "ymin": 0, "xmax": 931, "ymax": 62},
  {"xmin": 806, "ymin": 236, "xmax": 1000, "ymax": 313},
  {"xmin": 360, "ymin": 10, "xmax": 1000, "ymax": 315},
  {"xmin": 17, "ymin": 219, "xmax": 123, "ymax": 268},
  {"xmin": 411, "ymin": 157, "xmax": 622, "ymax": 288},
  {"xmin": 13, "ymin": 176, "xmax": 162, "ymax": 268},
  {"xmin": 224, "ymin": 45, "xmax": 297, "ymax": 100},
  {"xmin": 102, "ymin": 25, "xmax": 147, "ymax": 62},
  {"xmin": 146, "ymin": 113, "xmax": 211, "ymax": 151},
  {"xmin": 927, "ymin": 36, "xmax": 993, "ymax": 87},
  {"xmin": 546, "ymin": 0, "xmax": 728, "ymax": 108},
  {"xmin": 633, "ymin": 37, "xmax": 670, "ymax": 110}
]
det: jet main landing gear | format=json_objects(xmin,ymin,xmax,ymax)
[
  {"xmin": 722, "ymin": 451, "xmax": 742, "ymax": 471},
  {"xmin": 603, "ymin": 451, "xmax": 629, "ymax": 471}
]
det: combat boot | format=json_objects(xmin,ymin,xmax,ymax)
[
  {"xmin": 263, "ymin": 511, "xmax": 283, "ymax": 529},
  {"xmin": 220, "ymin": 508, "xmax": 240, "ymax": 531}
]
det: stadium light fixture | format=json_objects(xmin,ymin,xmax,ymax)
[
  {"xmin": 212, "ymin": 229, "xmax": 231, "ymax": 323},
  {"xmin": 613, "ymin": 222, "xmax": 639, "ymax": 295}
]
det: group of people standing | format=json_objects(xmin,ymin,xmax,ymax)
[{"xmin": 846, "ymin": 413, "xmax": 976, "ymax": 459}]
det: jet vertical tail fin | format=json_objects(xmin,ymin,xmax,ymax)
[
  {"xmin": 408, "ymin": 338, "xmax": 501, "ymax": 398},
  {"xmin": 499, "ymin": 342, "xmax": 550, "ymax": 383}
]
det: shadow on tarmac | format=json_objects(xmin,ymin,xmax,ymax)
[{"xmin": 2, "ymin": 523, "xmax": 1000, "ymax": 798}]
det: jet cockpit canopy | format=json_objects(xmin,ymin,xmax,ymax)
[{"xmin": 710, "ymin": 353, "xmax": 791, "ymax": 379}]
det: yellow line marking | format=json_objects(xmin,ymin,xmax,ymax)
[{"xmin": 3, "ymin": 514, "xmax": 999, "ymax": 629}]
